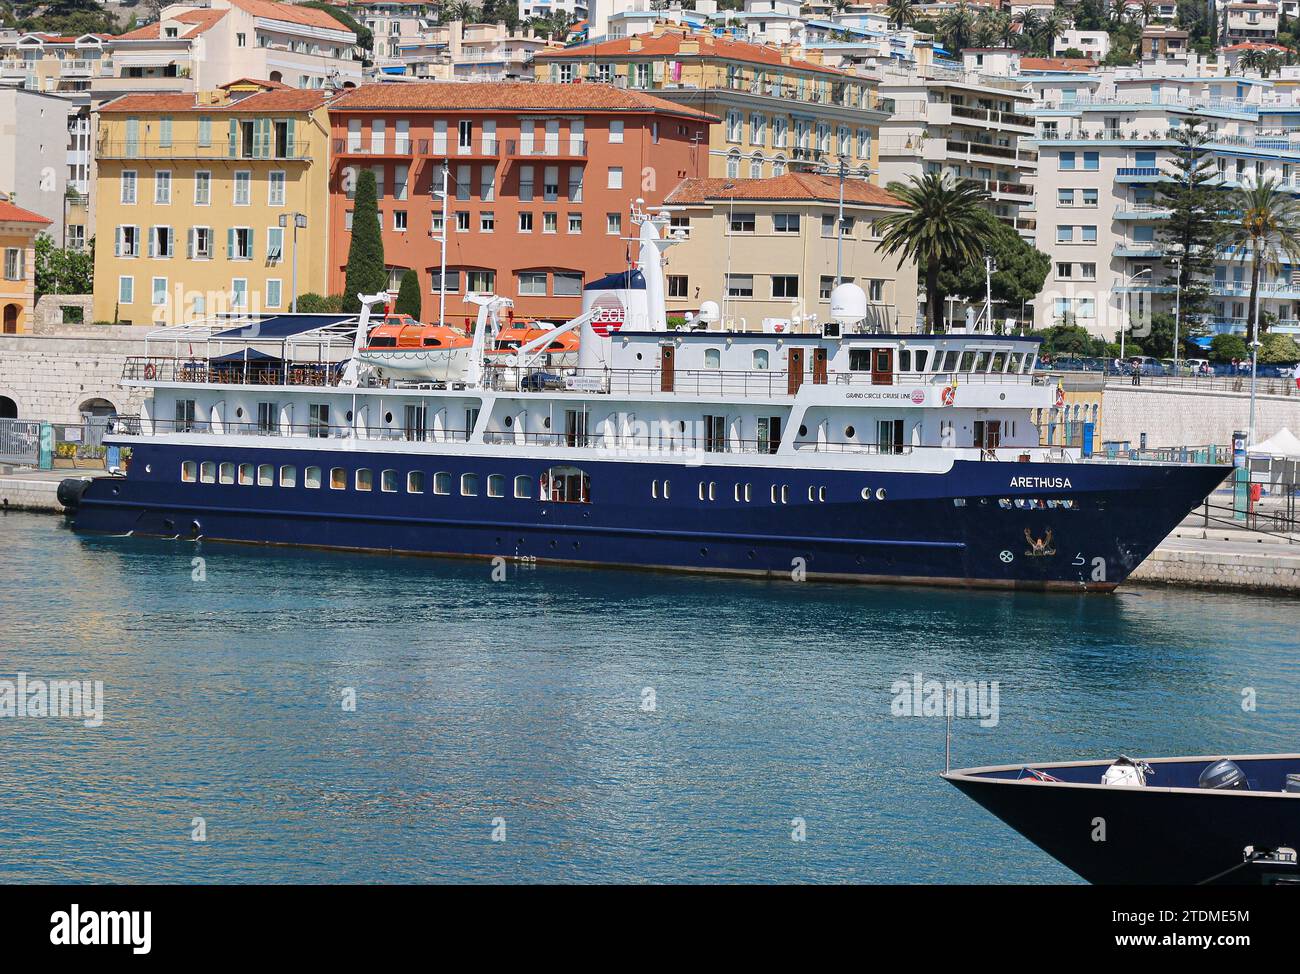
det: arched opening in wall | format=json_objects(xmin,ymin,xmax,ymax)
[
  {"xmin": 342, "ymin": 80, "xmax": 356, "ymax": 89},
  {"xmin": 0, "ymin": 396, "xmax": 17, "ymax": 419},
  {"xmin": 79, "ymin": 397, "xmax": 117, "ymax": 417},
  {"xmin": 3, "ymin": 304, "xmax": 18, "ymax": 334}
]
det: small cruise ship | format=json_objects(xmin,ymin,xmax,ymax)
[{"xmin": 63, "ymin": 204, "xmax": 1228, "ymax": 591}]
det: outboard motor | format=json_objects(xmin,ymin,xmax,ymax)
[
  {"xmin": 56, "ymin": 477, "xmax": 91, "ymax": 515},
  {"xmin": 1198, "ymin": 758, "xmax": 1249, "ymax": 790}
]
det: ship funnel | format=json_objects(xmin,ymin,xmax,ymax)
[{"xmin": 578, "ymin": 212, "xmax": 669, "ymax": 371}]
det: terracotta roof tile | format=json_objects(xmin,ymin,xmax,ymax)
[
  {"xmin": 666, "ymin": 173, "xmax": 903, "ymax": 208},
  {"xmin": 328, "ymin": 82, "xmax": 717, "ymax": 120},
  {"xmin": 533, "ymin": 28, "xmax": 856, "ymax": 79},
  {"xmin": 1019, "ymin": 56, "xmax": 1099, "ymax": 72},
  {"xmin": 227, "ymin": 0, "xmax": 356, "ymax": 33},
  {"xmin": 98, "ymin": 89, "xmax": 330, "ymax": 114},
  {"xmin": 0, "ymin": 201, "xmax": 53, "ymax": 225},
  {"xmin": 113, "ymin": 9, "xmax": 227, "ymax": 40}
]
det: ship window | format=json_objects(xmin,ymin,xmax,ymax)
[
  {"xmin": 780, "ymin": 485, "xmax": 789, "ymax": 504},
  {"xmin": 200, "ymin": 462, "xmax": 216, "ymax": 484},
  {"xmin": 709, "ymin": 481, "xmax": 717, "ymax": 501},
  {"xmin": 381, "ymin": 469, "xmax": 398, "ymax": 492},
  {"xmin": 514, "ymin": 475, "xmax": 533, "ymax": 499},
  {"xmin": 330, "ymin": 467, "xmax": 346, "ymax": 490},
  {"xmin": 356, "ymin": 468, "xmax": 373, "ymax": 491},
  {"xmin": 487, "ymin": 474, "xmax": 505, "ymax": 497},
  {"xmin": 807, "ymin": 485, "xmax": 816, "ymax": 502},
  {"xmin": 899, "ymin": 350, "xmax": 911, "ymax": 372},
  {"xmin": 704, "ymin": 348, "xmax": 721, "ymax": 369},
  {"xmin": 423, "ymin": 337, "xmax": 441, "ymax": 347},
  {"xmin": 541, "ymin": 465, "xmax": 590, "ymax": 503},
  {"xmin": 960, "ymin": 351, "xmax": 976, "ymax": 371},
  {"xmin": 915, "ymin": 350, "xmax": 929, "ymax": 371},
  {"xmin": 461, "ymin": 473, "xmax": 479, "ymax": 496},
  {"xmin": 752, "ymin": 349, "xmax": 769, "ymax": 370},
  {"xmin": 744, "ymin": 483, "xmax": 752, "ymax": 502},
  {"xmin": 771, "ymin": 485, "xmax": 778, "ymax": 503},
  {"xmin": 992, "ymin": 352, "xmax": 1007, "ymax": 372},
  {"xmin": 305, "ymin": 466, "xmax": 322, "ymax": 489},
  {"xmin": 240, "ymin": 463, "xmax": 255, "ymax": 486},
  {"xmin": 973, "ymin": 351, "xmax": 989, "ymax": 372},
  {"xmin": 653, "ymin": 480, "xmax": 660, "ymax": 499},
  {"xmin": 219, "ymin": 462, "xmax": 235, "ymax": 485},
  {"xmin": 369, "ymin": 336, "xmax": 397, "ymax": 348},
  {"xmin": 849, "ymin": 349, "xmax": 871, "ymax": 371},
  {"xmin": 280, "ymin": 465, "xmax": 296, "ymax": 487},
  {"xmin": 434, "ymin": 472, "xmax": 451, "ymax": 495},
  {"xmin": 181, "ymin": 460, "xmax": 197, "ymax": 482},
  {"xmin": 818, "ymin": 486, "xmax": 826, "ymax": 502},
  {"xmin": 953, "ymin": 498, "xmax": 966, "ymax": 507},
  {"xmin": 407, "ymin": 471, "xmax": 425, "ymax": 494},
  {"xmin": 942, "ymin": 351, "xmax": 959, "ymax": 371},
  {"xmin": 1008, "ymin": 352, "xmax": 1023, "ymax": 373},
  {"xmin": 257, "ymin": 464, "xmax": 274, "ymax": 486},
  {"xmin": 846, "ymin": 425, "xmax": 856, "ymax": 438}
]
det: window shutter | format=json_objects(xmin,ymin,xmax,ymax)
[
  {"xmin": 228, "ymin": 119, "xmax": 237, "ymax": 158},
  {"xmin": 115, "ymin": 226, "xmax": 122, "ymax": 257},
  {"xmin": 286, "ymin": 118, "xmax": 295, "ymax": 157},
  {"xmin": 147, "ymin": 228, "xmax": 155, "ymax": 258},
  {"xmin": 187, "ymin": 228, "xmax": 194, "ymax": 259},
  {"xmin": 227, "ymin": 227, "xmax": 235, "ymax": 259}
]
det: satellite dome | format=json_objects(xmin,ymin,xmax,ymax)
[{"xmin": 830, "ymin": 283, "xmax": 868, "ymax": 324}]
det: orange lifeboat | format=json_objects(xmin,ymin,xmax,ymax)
[
  {"xmin": 485, "ymin": 322, "xmax": 580, "ymax": 367},
  {"xmin": 356, "ymin": 313, "xmax": 476, "ymax": 382}
]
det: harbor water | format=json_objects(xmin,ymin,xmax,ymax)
[{"xmin": 1, "ymin": 510, "xmax": 1297, "ymax": 883}]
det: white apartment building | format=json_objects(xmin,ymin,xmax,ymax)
[
  {"xmin": 1224, "ymin": 1, "xmax": 1280, "ymax": 42},
  {"xmin": 518, "ymin": 0, "xmax": 590, "ymax": 26},
  {"xmin": 0, "ymin": 87, "xmax": 73, "ymax": 241},
  {"xmin": 1030, "ymin": 67, "xmax": 1300, "ymax": 340},
  {"xmin": 1054, "ymin": 31, "xmax": 1110, "ymax": 61},
  {"xmin": 878, "ymin": 52, "xmax": 1038, "ymax": 241}
]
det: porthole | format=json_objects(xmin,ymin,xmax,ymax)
[
  {"xmin": 543, "ymin": 417, "xmax": 551, "ymax": 429},
  {"xmin": 235, "ymin": 408, "xmax": 244, "ymax": 419},
  {"xmin": 144, "ymin": 464, "xmax": 152, "ymax": 474},
  {"xmin": 699, "ymin": 546, "xmax": 708, "ymax": 557},
  {"xmin": 875, "ymin": 488, "xmax": 887, "ymax": 501},
  {"xmin": 504, "ymin": 416, "xmax": 513, "ymax": 427},
  {"xmin": 346, "ymin": 410, "xmax": 353, "ymax": 422},
  {"xmin": 636, "ymin": 352, "xmax": 643, "ymax": 360},
  {"xmin": 861, "ymin": 487, "xmax": 872, "ymax": 500},
  {"xmin": 845, "ymin": 425, "xmax": 855, "ymax": 438},
  {"xmin": 799, "ymin": 424, "xmax": 808, "ymax": 437},
  {"xmin": 384, "ymin": 411, "xmax": 393, "ymax": 424}
]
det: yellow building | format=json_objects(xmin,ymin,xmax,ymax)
[
  {"xmin": 92, "ymin": 83, "xmax": 334, "ymax": 325},
  {"xmin": 662, "ymin": 173, "xmax": 920, "ymax": 332},
  {"xmin": 0, "ymin": 198, "xmax": 53, "ymax": 333},
  {"xmin": 532, "ymin": 26, "xmax": 889, "ymax": 183}
]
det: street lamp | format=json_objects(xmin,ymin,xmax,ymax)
[
  {"xmin": 1170, "ymin": 254, "xmax": 1182, "ymax": 375},
  {"xmin": 1122, "ymin": 266, "xmax": 1152, "ymax": 360},
  {"xmin": 278, "ymin": 212, "xmax": 308, "ymax": 312}
]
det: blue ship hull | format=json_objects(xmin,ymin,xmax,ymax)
[{"xmin": 67, "ymin": 441, "xmax": 1229, "ymax": 591}]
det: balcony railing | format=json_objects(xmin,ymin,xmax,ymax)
[
  {"xmin": 503, "ymin": 139, "xmax": 586, "ymax": 158},
  {"xmin": 946, "ymin": 139, "xmax": 1037, "ymax": 163},
  {"xmin": 949, "ymin": 103, "xmax": 1037, "ymax": 129},
  {"xmin": 97, "ymin": 140, "xmax": 312, "ymax": 161}
]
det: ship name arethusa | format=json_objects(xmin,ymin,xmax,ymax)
[{"xmin": 1009, "ymin": 476, "xmax": 1074, "ymax": 489}]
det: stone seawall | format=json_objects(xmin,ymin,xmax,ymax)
[
  {"xmin": 0, "ymin": 331, "xmax": 149, "ymax": 424},
  {"xmin": 1130, "ymin": 545, "xmax": 1300, "ymax": 594},
  {"xmin": 1099, "ymin": 384, "xmax": 1300, "ymax": 447}
]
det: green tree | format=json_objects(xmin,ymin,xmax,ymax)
[
  {"xmin": 936, "ymin": 208, "xmax": 1050, "ymax": 317},
  {"xmin": 1156, "ymin": 121, "xmax": 1224, "ymax": 342},
  {"xmin": 342, "ymin": 169, "xmax": 387, "ymax": 314},
  {"xmin": 1210, "ymin": 333, "xmax": 1249, "ymax": 362},
  {"xmin": 33, "ymin": 233, "xmax": 95, "ymax": 299},
  {"xmin": 886, "ymin": 0, "xmax": 916, "ymax": 29},
  {"xmin": 877, "ymin": 173, "xmax": 992, "ymax": 331},
  {"xmin": 938, "ymin": 2, "xmax": 976, "ymax": 51},
  {"xmin": 1221, "ymin": 177, "xmax": 1300, "ymax": 344},
  {"xmin": 1259, "ymin": 331, "xmax": 1300, "ymax": 363},
  {"xmin": 1032, "ymin": 323, "xmax": 1110, "ymax": 357},
  {"xmin": 394, "ymin": 269, "xmax": 422, "ymax": 319},
  {"xmin": 295, "ymin": 292, "xmax": 344, "ymax": 313}
]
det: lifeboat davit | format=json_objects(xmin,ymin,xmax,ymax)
[
  {"xmin": 355, "ymin": 314, "xmax": 475, "ymax": 382},
  {"xmin": 485, "ymin": 323, "xmax": 580, "ymax": 368}
]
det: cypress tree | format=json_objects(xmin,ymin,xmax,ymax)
[
  {"xmin": 342, "ymin": 169, "xmax": 387, "ymax": 313},
  {"xmin": 394, "ymin": 269, "xmax": 422, "ymax": 320}
]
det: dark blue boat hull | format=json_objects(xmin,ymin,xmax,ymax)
[{"xmin": 68, "ymin": 442, "xmax": 1229, "ymax": 590}]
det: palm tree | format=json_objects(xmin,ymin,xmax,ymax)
[
  {"xmin": 886, "ymin": 0, "xmax": 916, "ymax": 30},
  {"xmin": 876, "ymin": 173, "xmax": 993, "ymax": 331},
  {"xmin": 971, "ymin": 13, "xmax": 998, "ymax": 49},
  {"xmin": 1038, "ymin": 10, "xmax": 1069, "ymax": 55},
  {"xmin": 1138, "ymin": 0, "xmax": 1158, "ymax": 25},
  {"xmin": 939, "ymin": 2, "xmax": 976, "ymax": 53},
  {"xmin": 1013, "ymin": 10, "xmax": 1041, "ymax": 52},
  {"xmin": 1109, "ymin": 0, "xmax": 1129, "ymax": 26},
  {"xmin": 990, "ymin": 10, "xmax": 1017, "ymax": 48},
  {"xmin": 1221, "ymin": 177, "xmax": 1300, "ymax": 345},
  {"xmin": 1239, "ymin": 47, "xmax": 1264, "ymax": 75}
]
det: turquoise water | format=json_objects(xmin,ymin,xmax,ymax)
[{"xmin": 1, "ymin": 510, "xmax": 1297, "ymax": 883}]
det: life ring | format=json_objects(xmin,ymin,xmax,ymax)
[
  {"xmin": 940, "ymin": 385, "xmax": 957, "ymax": 407},
  {"xmin": 143, "ymin": 362, "xmax": 156, "ymax": 380},
  {"xmin": 1055, "ymin": 385, "xmax": 1065, "ymax": 408}
]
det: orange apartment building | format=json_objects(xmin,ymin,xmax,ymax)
[{"xmin": 326, "ymin": 82, "xmax": 716, "ymax": 322}]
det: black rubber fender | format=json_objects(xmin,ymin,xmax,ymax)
[{"xmin": 56, "ymin": 477, "xmax": 91, "ymax": 513}]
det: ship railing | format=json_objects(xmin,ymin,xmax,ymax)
[
  {"xmin": 123, "ymin": 356, "xmax": 341, "ymax": 387},
  {"xmin": 112, "ymin": 415, "xmax": 473, "ymax": 443}
]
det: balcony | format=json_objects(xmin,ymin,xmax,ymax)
[
  {"xmin": 946, "ymin": 139, "xmax": 1037, "ymax": 165},
  {"xmin": 1114, "ymin": 241, "xmax": 1166, "ymax": 257},
  {"xmin": 978, "ymin": 179, "xmax": 1033, "ymax": 199},
  {"xmin": 1114, "ymin": 203, "xmax": 1171, "ymax": 219},
  {"xmin": 334, "ymin": 137, "xmax": 418, "ymax": 159},
  {"xmin": 949, "ymin": 103, "xmax": 1037, "ymax": 130},
  {"xmin": 97, "ymin": 140, "xmax": 312, "ymax": 162},
  {"xmin": 503, "ymin": 139, "xmax": 587, "ymax": 159},
  {"xmin": 1115, "ymin": 167, "xmax": 1167, "ymax": 182}
]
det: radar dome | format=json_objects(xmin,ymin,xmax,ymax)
[
  {"xmin": 830, "ymin": 283, "xmax": 867, "ymax": 324},
  {"xmin": 698, "ymin": 300, "xmax": 721, "ymax": 323}
]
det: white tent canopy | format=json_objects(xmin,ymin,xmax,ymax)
[{"xmin": 1249, "ymin": 428, "xmax": 1300, "ymax": 459}]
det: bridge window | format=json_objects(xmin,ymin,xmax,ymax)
[
  {"xmin": 381, "ymin": 469, "xmax": 398, "ymax": 492},
  {"xmin": 330, "ymin": 467, "xmax": 346, "ymax": 490},
  {"xmin": 280, "ymin": 465, "xmax": 296, "ymax": 487},
  {"xmin": 219, "ymin": 462, "xmax": 235, "ymax": 485},
  {"xmin": 181, "ymin": 460, "xmax": 197, "ymax": 483},
  {"xmin": 915, "ymin": 350, "xmax": 929, "ymax": 371},
  {"xmin": 407, "ymin": 471, "xmax": 425, "ymax": 494},
  {"xmin": 305, "ymin": 466, "xmax": 322, "ymax": 489},
  {"xmin": 258, "ymin": 464, "xmax": 274, "ymax": 486},
  {"xmin": 240, "ymin": 463, "xmax": 255, "ymax": 486},
  {"xmin": 514, "ymin": 474, "xmax": 533, "ymax": 499},
  {"xmin": 487, "ymin": 474, "xmax": 505, "ymax": 497},
  {"xmin": 541, "ymin": 465, "xmax": 590, "ymax": 503}
]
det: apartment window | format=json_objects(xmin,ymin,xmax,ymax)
[
  {"xmin": 236, "ymin": 32, "xmax": 246, "ymax": 47},
  {"xmin": 265, "ymin": 278, "xmax": 281, "ymax": 308},
  {"xmin": 149, "ymin": 226, "xmax": 173, "ymax": 258},
  {"xmin": 518, "ymin": 165, "xmax": 534, "ymax": 202},
  {"xmin": 726, "ymin": 274, "xmax": 754, "ymax": 298},
  {"xmin": 1057, "ymin": 225, "xmax": 1075, "ymax": 243},
  {"xmin": 429, "ymin": 270, "xmax": 460, "ymax": 293},
  {"xmin": 518, "ymin": 272, "xmax": 547, "ymax": 296},
  {"xmin": 458, "ymin": 119, "xmax": 472, "ymax": 152},
  {"xmin": 228, "ymin": 227, "xmax": 253, "ymax": 260},
  {"xmin": 1082, "ymin": 188, "xmax": 1098, "ymax": 206},
  {"xmin": 1059, "ymin": 151, "xmax": 1076, "ymax": 171},
  {"xmin": 607, "ymin": 213, "xmax": 621, "ymax": 235},
  {"xmin": 1083, "ymin": 151, "xmax": 1099, "ymax": 171},
  {"xmin": 456, "ymin": 211, "xmax": 470, "ymax": 232},
  {"xmin": 1079, "ymin": 263, "xmax": 1096, "ymax": 280},
  {"xmin": 543, "ymin": 212, "xmax": 557, "ymax": 233},
  {"xmin": 543, "ymin": 166, "xmax": 559, "ymax": 201},
  {"xmin": 268, "ymin": 171, "xmax": 286, "ymax": 206},
  {"xmin": 154, "ymin": 171, "xmax": 171, "ymax": 204},
  {"xmin": 772, "ymin": 275, "xmax": 799, "ymax": 299},
  {"xmin": 394, "ymin": 164, "xmax": 409, "ymax": 201},
  {"xmin": 567, "ymin": 213, "xmax": 582, "ymax": 234},
  {"xmin": 115, "ymin": 225, "xmax": 140, "ymax": 258},
  {"xmin": 481, "ymin": 164, "xmax": 495, "ymax": 201},
  {"xmin": 121, "ymin": 171, "xmax": 137, "ymax": 204},
  {"xmin": 389, "ymin": 209, "xmax": 405, "ymax": 232},
  {"xmin": 553, "ymin": 272, "xmax": 582, "ymax": 297},
  {"xmin": 1081, "ymin": 225, "xmax": 1097, "ymax": 242},
  {"xmin": 727, "ymin": 110, "xmax": 742, "ymax": 142},
  {"xmin": 194, "ymin": 171, "xmax": 211, "ymax": 205},
  {"xmin": 1057, "ymin": 189, "xmax": 1075, "ymax": 206},
  {"xmin": 480, "ymin": 211, "xmax": 495, "ymax": 232},
  {"xmin": 668, "ymin": 275, "xmax": 689, "ymax": 298},
  {"xmin": 186, "ymin": 225, "xmax": 211, "ymax": 261},
  {"xmin": 773, "ymin": 213, "xmax": 800, "ymax": 233},
  {"xmin": 607, "ymin": 167, "xmax": 623, "ymax": 190},
  {"xmin": 568, "ymin": 167, "xmax": 583, "ymax": 202},
  {"xmin": 118, "ymin": 275, "xmax": 133, "ymax": 303},
  {"xmin": 267, "ymin": 227, "xmax": 283, "ymax": 262},
  {"xmin": 231, "ymin": 279, "xmax": 248, "ymax": 309},
  {"xmin": 233, "ymin": 171, "xmax": 251, "ymax": 205},
  {"xmin": 730, "ymin": 212, "xmax": 756, "ymax": 233},
  {"xmin": 868, "ymin": 279, "xmax": 883, "ymax": 302},
  {"xmin": 518, "ymin": 212, "xmax": 533, "ymax": 232},
  {"xmin": 609, "ymin": 119, "xmax": 624, "ymax": 143},
  {"xmin": 1057, "ymin": 262, "xmax": 1072, "ymax": 279},
  {"xmin": 466, "ymin": 270, "xmax": 494, "ymax": 293},
  {"xmin": 198, "ymin": 116, "xmax": 212, "ymax": 147}
]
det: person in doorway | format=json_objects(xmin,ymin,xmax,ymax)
[{"xmin": 1293, "ymin": 360, "xmax": 1300, "ymax": 391}]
